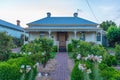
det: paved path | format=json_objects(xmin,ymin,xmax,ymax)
[{"xmin": 50, "ymin": 52, "xmax": 70, "ymax": 80}]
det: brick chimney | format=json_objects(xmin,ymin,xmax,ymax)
[{"xmin": 16, "ymin": 20, "xmax": 20, "ymax": 26}]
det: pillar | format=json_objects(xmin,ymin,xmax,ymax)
[
  {"xmin": 48, "ymin": 30, "xmax": 51, "ymax": 38},
  {"xmin": 74, "ymin": 30, "xmax": 77, "ymax": 39}
]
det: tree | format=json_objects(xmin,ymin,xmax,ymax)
[
  {"xmin": 0, "ymin": 32, "xmax": 13, "ymax": 61},
  {"xmin": 107, "ymin": 25, "xmax": 120, "ymax": 46},
  {"xmin": 100, "ymin": 20, "xmax": 116, "ymax": 31}
]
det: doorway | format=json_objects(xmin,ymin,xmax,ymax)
[{"xmin": 57, "ymin": 32, "xmax": 67, "ymax": 52}]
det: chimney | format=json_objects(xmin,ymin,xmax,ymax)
[
  {"xmin": 73, "ymin": 13, "xmax": 78, "ymax": 17},
  {"xmin": 47, "ymin": 12, "xmax": 51, "ymax": 17},
  {"xmin": 16, "ymin": 20, "xmax": 20, "ymax": 26}
]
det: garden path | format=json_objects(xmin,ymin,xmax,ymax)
[{"xmin": 50, "ymin": 52, "xmax": 70, "ymax": 80}]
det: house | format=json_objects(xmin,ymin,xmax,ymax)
[
  {"xmin": 26, "ymin": 12, "xmax": 103, "ymax": 51},
  {"xmin": 0, "ymin": 19, "xmax": 24, "ymax": 38}
]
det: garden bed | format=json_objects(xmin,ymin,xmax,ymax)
[{"xmin": 36, "ymin": 59, "xmax": 57, "ymax": 80}]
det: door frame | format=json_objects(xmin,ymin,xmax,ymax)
[{"xmin": 57, "ymin": 32, "xmax": 67, "ymax": 52}]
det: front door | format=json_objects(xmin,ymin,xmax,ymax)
[{"xmin": 58, "ymin": 32, "xmax": 67, "ymax": 52}]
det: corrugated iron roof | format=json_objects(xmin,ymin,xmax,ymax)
[{"xmin": 0, "ymin": 19, "xmax": 24, "ymax": 32}]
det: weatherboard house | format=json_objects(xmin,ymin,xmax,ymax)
[
  {"xmin": 26, "ymin": 12, "xmax": 103, "ymax": 51},
  {"xmin": 0, "ymin": 19, "xmax": 24, "ymax": 38}
]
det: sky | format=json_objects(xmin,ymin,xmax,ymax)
[{"xmin": 0, "ymin": 0, "xmax": 120, "ymax": 28}]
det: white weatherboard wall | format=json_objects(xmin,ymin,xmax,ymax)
[
  {"xmin": 85, "ymin": 32, "xmax": 96, "ymax": 42},
  {"xmin": 0, "ymin": 26, "xmax": 23, "ymax": 38},
  {"xmin": 29, "ymin": 32, "xmax": 40, "ymax": 41}
]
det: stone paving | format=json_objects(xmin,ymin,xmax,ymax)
[{"xmin": 50, "ymin": 52, "xmax": 70, "ymax": 80}]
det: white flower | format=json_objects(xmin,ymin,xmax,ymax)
[
  {"xmin": 42, "ymin": 52, "xmax": 45, "ymax": 55},
  {"xmin": 21, "ymin": 65, "xmax": 25, "ymax": 68},
  {"xmin": 76, "ymin": 54, "xmax": 81, "ymax": 60},
  {"xmin": 38, "ymin": 72, "xmax": 42, "ymax": 77},
  {"xmin": 28, "ymin": 52, "xmax": 32, "ymax": 55},
  {"xmin": 77, "ymin": 45, "xmax": 80, "ymax": 48},
  {"xmin": 78, "ymin": 63, "xmax": 82, "ymax": 70},
  {"xmin": 20, "ymin": 69, "xmax": 23, "ymax": 73},
  {"xmin": 85, "ymin": 57, "xmax": 88, "ymax": 61},
  {"xmin": 86, "ymin": 69, "xmax": 92, "ymax": 74},
  {"xmin": 78, "ymin": 63, "xmax": 86, "ymax": 71},
  {"xmin": 45, "ymin": 73, "xmax": 48, "ymax": 77},
  {"xmin": 36, "ymin": 62, "xmax": 39, "ymax": 67}
]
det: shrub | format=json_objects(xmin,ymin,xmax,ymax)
[
  {"xmin": 0, "ymin": 32, "xmax": 13, "ymax": 61},
  {"xmin": 0, "ymin": 62, "xmax": 21, "ymax": 80},
  {"xmin": 101, "ymin": 66, "xmax": 120, "ymax": 80},
  {"xmin": 103, "ymin": 55, "xmax": 117, "ymax": 66},
  {"xmin": 115, "ymin": 44, "xmax": 120, "ymax": 64},
  {"xmin": 77, "ymin": 41, "xmax": 92, "ymax": 56},
  {"xmin": 67, "ymin": 43, "xmax": 73, "ymax": 52},
  {"xmin": 12, "ymin": 37, "xmax": 23, "ymax": 47},
  {"xmin": 9, "ymin": 53, "xmax": 23, "ymax": 58},
  {"xmin": 91, "ymin": 45, "xmax": 107, "ymax": 60},
  {"xmin": 29, "ymin": 53, "xmax": 43, "ymax": 64},
  {"xmin": 7, "ymin": 57, "xmax": 33, "ymax": 67},
  {"xmin": 52, "ymin": 45, "xmax": 58, "ymax": 52},
  {"xmin": 71, "ymin": 62, "xmax": 83, "ymax": 80}
]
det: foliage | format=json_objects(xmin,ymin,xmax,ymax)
[
  {"xmin": 77, "ymin": 41, "xmax": 92, "ymax": 56},
  {"xmin": 21, "ymin": 37, "xmax": 54, "ymax": 67},
  {"xmin": 107, "ymin": 26, "xmax": 120, "ymax": 46},
  {"xmin": 0, "ymin": 32, "xmax": 13, "ymax": 61},
  {"xmin": 69, "ymin": 40, "xmax": 120, "ymax": 80},
  {"xmin": 7, "ymin": 56, "xmax": 37, "ymax": 80},
  {"xmin": 91, "ymin": 45, "xmax": 107, "ymax": 60},
  {"xmin": 115, "ymin": 44, "xmax": 120, "ymax": 64},
  {"xmin": 67, "ymin": 43, "xmax": 73, "ymax": 52},
  {"xmin": 21, "ymin": 42, "xmax": 41, "ymax": 54},
  {"xmin": 29, "ymin": 53, "xmax": 43, "ymax": 64},
  {"xmin": 12, "ymin": 37, "xmax": 23, "ymax": 47},
  {"xmin": 99, "ymin": 63, "xmax": 120, "ymax": 80},
  {"xmin": 92, "ymin": 63, "xmax": 102, "ymax": 80},
  {"xmin": 103, "ymin": 55, "xmax": 117, "ymax": 66},
  {"xmin": 34, "ymin": 37, "xmax": 54, "ymax": 54},
  {"xmin": 9, "ymin": 53, "xmax": 23, "ymax": 58},
  {"xmin": 52, "ymin": 45, "xmax": 58, "ymax": 52},
  {"xmin": 0, "ymin": 62, "xmax": 21, "ymax": 80},
  {"xmin": 100, "ymin": 20, "xmax": 116, "ymax": 31},
  {"xmin": 7, "ymin": 57, "xmax": 33, "ymax": 67},
  {"xmin": 50, "ymin": 52, "xmax": 57, "ymax": 58},
  {"xmin": 71, "ymin": 62, "xmax": 84, "ymax": 80}
]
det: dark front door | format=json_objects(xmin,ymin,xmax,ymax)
[{"xmin": 57, "ymin": 32, "xmax": 67, "ymax": 52}]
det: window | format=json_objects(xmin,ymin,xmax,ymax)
[
  {"xmin": 80, "ymin": 32, "xmax": 85, "ymax": 41},
  {"xmin": 40, "ymin": 32, "xmax": 45, "ymax": 37},
  {"xmin": 97, "ymin": 32, "xmax": 101, "ymax": 41}
]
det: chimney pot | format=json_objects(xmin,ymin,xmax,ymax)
[
  {"xmin": 74, "ymin": 13, "xmax": 78, "ymax": 17},
  {"xmin": 16, "ymin": 20, "xmax": 20, "ymax": 26},
  {"xmin": 47, "ymin": 12, "xmax": 51, "ymax": 17}
]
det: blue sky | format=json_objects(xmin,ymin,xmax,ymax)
[{"xmin": 0, "ymin": 0, "xmax": 120, "ymax": 27}]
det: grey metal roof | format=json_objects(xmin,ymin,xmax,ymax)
[
  {"xmin": 27, "ymin": 17, "xmax": 98, "ymax": 26},
  {"xmin": 0, "ymin": 19, "xmax": 24, "ymax": 32}
]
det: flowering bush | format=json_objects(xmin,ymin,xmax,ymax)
[
  {"xmin": 71, "ymin": 62, "xmax": 84, "ymax": 80},
  {"xmin": 71, "ymin": 53, "xmax": 103, "ymax": 80}
]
